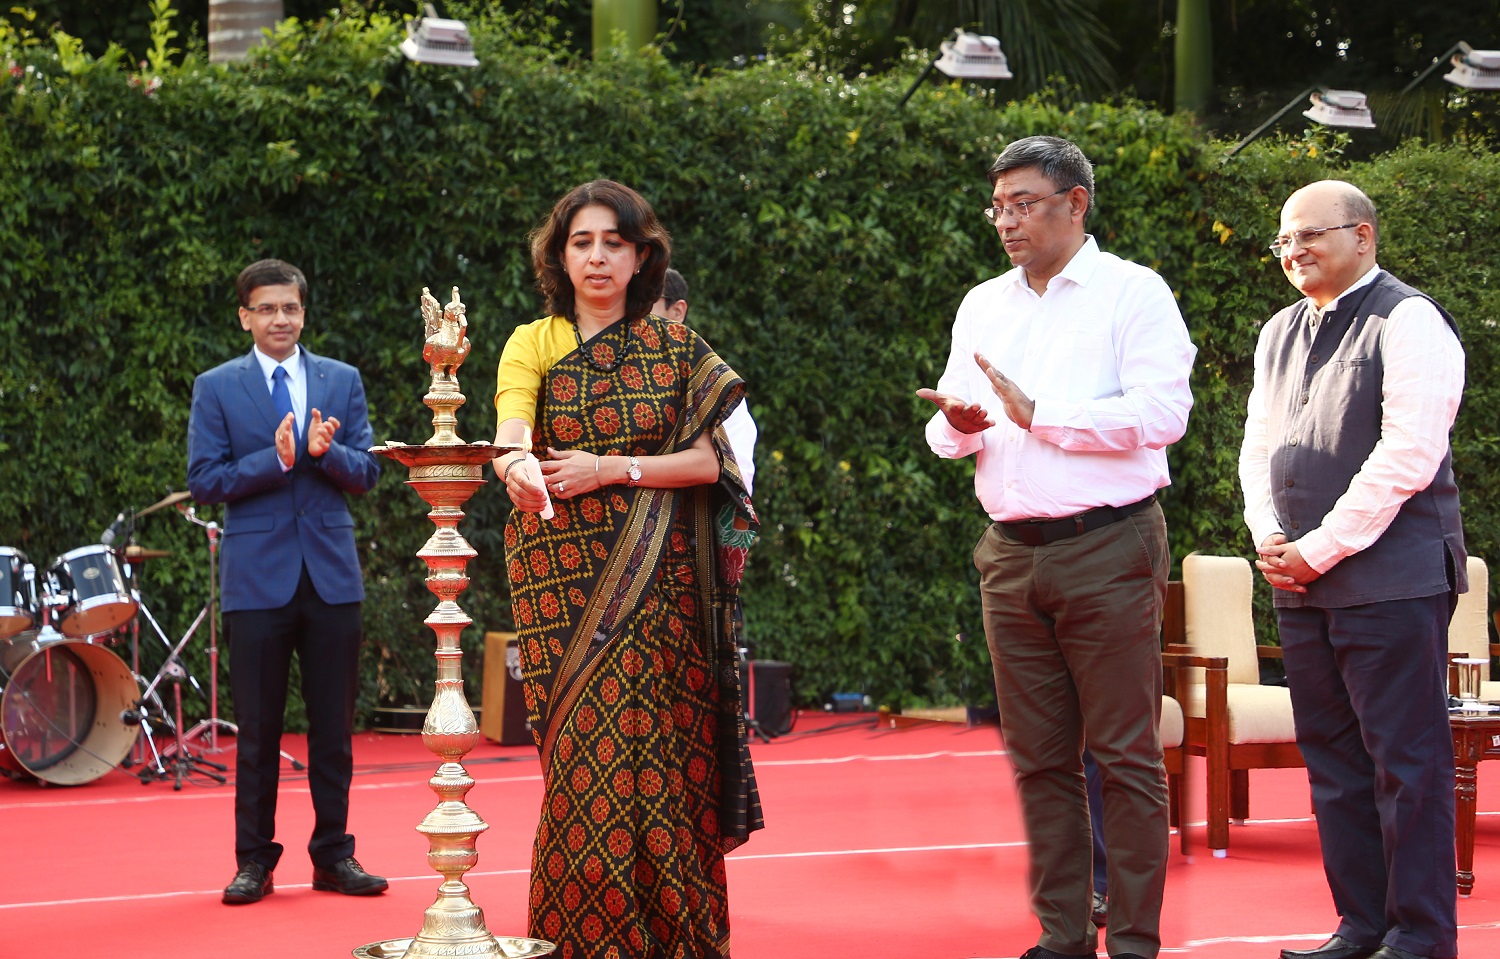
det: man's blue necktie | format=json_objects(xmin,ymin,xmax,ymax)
[{"xmin": 271, "ymin": 366, "xmax": 296, "ymax": 437}]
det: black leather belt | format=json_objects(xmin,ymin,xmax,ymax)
[{"xmin": 997, "ymin": 495, "xmax": 1157, "ymax": 547}]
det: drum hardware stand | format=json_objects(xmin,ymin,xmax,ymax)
[{"xmin": 126, "ymin": 602, "xmax": 227, "ymax": 788}]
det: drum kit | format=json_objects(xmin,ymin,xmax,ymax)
[{"xmin": 0, "ymin": 489, "xmax": 255, "ymax": 789}]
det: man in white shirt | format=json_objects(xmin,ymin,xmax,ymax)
[
  {"xmin": 918, "ymin": 135, "xmax": 1195, "ymax": 959},
  {"xmin": 1239, "ymin": 180, "xmax": 1465, "ymax": 959},
  {"xmin": 654, "ymin": 268, "xmax": 758, "ymax": 494}
]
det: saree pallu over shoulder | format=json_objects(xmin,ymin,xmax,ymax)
[{"xmin": 503, "ymin": 315, "xmax": 761, "ymax": 958}]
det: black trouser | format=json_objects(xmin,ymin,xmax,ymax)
[
  {"xmin": 225, "ymin": 565, "xmax": 362, "ymax": 871},
  {"xmin": 1279, "ymin": 593, "xmax": 1457, "ymax": 959}
]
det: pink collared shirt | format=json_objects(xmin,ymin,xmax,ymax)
[{"xmin": 925, "ymin": 236, "xmax": 1196, "ymax": 522}]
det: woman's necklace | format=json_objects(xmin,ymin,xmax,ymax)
[{"xmin": 572, "ymin": 317, "xmax": 634, "ymax": 373}]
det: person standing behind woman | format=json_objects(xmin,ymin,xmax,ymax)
[
  {"xmin": 654, "ymin": 267, "xmax": 758, "ymax": 496},
  {"xmin": 493, "ymin": 180, "xmax": 763, "ymax": 959}
]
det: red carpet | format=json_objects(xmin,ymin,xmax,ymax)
[{"xmin": 3, "ymin": 712, "xmax": 1500, "ymax": 958}]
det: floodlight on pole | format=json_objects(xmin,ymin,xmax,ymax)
[
  {"xmin": 897, "ymin": 30, "xmax": 1012, "ymax": 109},
  {"xmin": 400, "ymin": 3, "xmax": 479, "ymax": 67},
  {"xmin": 1223, "ymin": 86, "xmax": 1376, "ymax": 161},
  {"xmin": 1399, "ymin": 41, "xmax": 1500, "ymax": 95}
]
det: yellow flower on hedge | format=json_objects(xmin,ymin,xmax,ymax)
[
  {"xmin": 1149, "ymin": 145, "xmax": 1165, "ymax": 164},
  {"xmin": 1212, "ymin": 220, "xmax": 1234, "ymax": 244},
  {"xmin": 847, "ymin": 128, "xmax": 860, "ymax": 147},
  {"xmin": 839, "ymin": 460, "xmax": 850, "ymax": 472},
  {"xmin": 1308, "ymin": 145, "xmax": 1319, "ymax": 158},
  {"xmin": 772, "ymin": 450, "xmax": 784, "ymax": 463}
]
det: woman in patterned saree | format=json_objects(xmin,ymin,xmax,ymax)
[{"xmin": 493, "ymin": 180, "xmax": 762, "ymax": 959}]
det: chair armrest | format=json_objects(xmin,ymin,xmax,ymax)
[
  {"xmin": 1162, "ymin": 652, "xmax": 1228, "ymax": 670},
  {"xmin": 1162, "ymin": 651, "xmax": 1228, "ymax": 703},
  {"xmin": 1256, "ymin": 645, "xmax": 1284, "ymax": 661}
]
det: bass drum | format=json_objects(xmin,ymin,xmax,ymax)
[{"xmin": 0, "ymin": 635, "xmax": 140, "ymax": 785}]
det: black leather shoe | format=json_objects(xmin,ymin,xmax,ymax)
[
  {"xmin": 311, "ymin": 856, "xmax": 389, "ymax": 896},
  {"xmin": 1279, "ymin": 936, "xmax": 1379, "ymax": 959},
  {"xmin": 1091, "ymin": 890, "xmax": 1109, "ymax": 926},
  {"xmin": 1019, "ymin": 947, "xmax": 1096, "ymax": 959},
  {"xmin": 1366, "ymin": 947, "xmax": 1424, "ymax": 959},
  {"xmin": 222, "ymin": 862, "xmax": 273, "ymax": 905}
]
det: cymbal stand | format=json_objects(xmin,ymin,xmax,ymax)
[
  {"xmin": 130, "ymin": 602, "xmax": 226, "ymax": 788},
  {"xmin": 175, "ymin": 504, "xmax": 304, "ymax": 772}
]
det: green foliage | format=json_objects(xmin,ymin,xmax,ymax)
[{"xmin": 3, "ymin": 9, "xmax": 1499, "ymax": 727}]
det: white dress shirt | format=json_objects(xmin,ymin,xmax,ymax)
[
  {"xmin": 1239, "ymin": 264, "xmax": 1465, "ymax": 573},
  {"xmin": 724, "ymin": 403, "xmax": 758, "ymax": 496},
  {"xmin": 925, "ymin": 236, "xmax": 1196, "ymax": 522},
  {"xmin": 254, "ymin": 345, "xmax": 306, "ymax": 471}
]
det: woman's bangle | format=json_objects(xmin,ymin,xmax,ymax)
[
  {"xmin": 502, "ymin": 457, "xmax": 524, "ymax": 485},
  {"xmin": 595, "ymin": 455, "xmax": 602, "ymax": 480}
]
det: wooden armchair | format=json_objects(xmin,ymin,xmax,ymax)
[
  {"xmin": 1171, "ymin": 553, "xmax": 1305, "ymax": 857},
  {"xmin": 1448, "ymin": 556, "xmax": 1500, "ymax": 699}
]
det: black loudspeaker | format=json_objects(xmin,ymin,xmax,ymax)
[
  {"xmin": 481, "ymin": 632, "xmax": 533, "ymax": 746},
  {"xmin": 749, "ymin": 659, "xmax": 793, "ymax": 736}
]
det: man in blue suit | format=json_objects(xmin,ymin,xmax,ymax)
[{"xmin": 188, "ymin": 258, "xmax": 386, "ymax": 905}]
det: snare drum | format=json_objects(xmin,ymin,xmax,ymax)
[
  {"xmin": 0, "ymin": 547, "xmax": 35, "ymax": 640},
  {"xmin": 47, "ymin": 545, "xmax": 138, "ymax": 638},
  {"xmin": 0, "ymin": 634, "xmax": 140, "ymax": 785}
]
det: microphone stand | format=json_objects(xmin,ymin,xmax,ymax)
[{"xmin": 176, "ymin": 504, "xmax": 304, "ymax": 771}]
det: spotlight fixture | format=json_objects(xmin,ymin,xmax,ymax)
[
  {"xmin": 934, "ymin": 31, "xmax": 1012, "ymax": 80},
  {"xmin": 1444, "ymin": 44, "xmax": 1500, "ymax": 90},
  {"xmin": 1302, "ymin": 89, "xmax": 1376, "ymax": 128},
  {"xmin": 898, "ymin": 29, "xmax": 1012, "ymax": 109},
  {"xmin": 1223, "ymin": 85, "xmax": 1376, "ymax": 161},
  {"xmin": 400, "ymin": 3, "xmax": 478, "ymax": 67},
  {"xmin": 1400, "ymin": 41, "xmax": 1500, "ymax": 94}
]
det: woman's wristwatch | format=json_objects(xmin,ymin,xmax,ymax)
[{"xmin": 626, "ymin": 456, "xmax": 642, "ymax": 487}]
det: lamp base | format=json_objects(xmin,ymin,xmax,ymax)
[{"xmin": 353, "ymin": 937, "xmax": 555, "ymax": 959}]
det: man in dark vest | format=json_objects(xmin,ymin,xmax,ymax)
[{"xmin": 1239, "ymin": 180, "xmax": 1465, "ymax": 959}]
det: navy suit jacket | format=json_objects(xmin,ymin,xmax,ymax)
[{"xmin": 187, "ymin": 347, "xmax": 379, "ymax": 613}]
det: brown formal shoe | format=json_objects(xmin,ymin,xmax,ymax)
[
  {"xmin": 311, "ymin": 856, "xmax": 389, "ymax": 896},
  {"xmin": 222, "ymin": 862, "xmax": 273, "ymax": 905},
  {"xmin": 1279, "ymin": 936, "xmax": 1379, "ymax": 959}
]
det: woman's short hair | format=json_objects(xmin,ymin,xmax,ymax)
[{"xmin": 530, "ymin": 180, "xmax": 671, "ymax": 323}]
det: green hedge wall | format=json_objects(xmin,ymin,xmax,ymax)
[{"xmin": 3, "ymin": 7, "xmax": 1498, "ymax": 724}]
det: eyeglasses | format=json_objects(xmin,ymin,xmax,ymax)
[
  {"xmin": 245, "ymin": 302, "xmax": 304, "ymax": 317},
  {"xmin": 1268, "ymin": 223, "xmax": 1359, "ymax": 257},
  {"xmin": 983, "ymin": 188, "xmax": 1072, "ymax": 225}
]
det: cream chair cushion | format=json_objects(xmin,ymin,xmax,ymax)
[
  {"xmin": 1448, "ymin": 556, "xmax": 1494, "ymax": 700},
  {"xmin": 1160, "ymin": 695, "xmax": 1184, "ymax": 750},
  {"xmin": 1183, "ymin": 684, "xmax": 1298, "ymax": 744},
  {"xmin": 1449, "ymin": 555, "xmax": 1490, "ymax": 661},
  {"xmin": 1182, "ymin": 553, "xmax": 1262, "ymax": 686}
]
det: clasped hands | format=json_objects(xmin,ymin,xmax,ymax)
[
  {"xmin": 276, "ymin": 409, "xmax": 340, "ymax": 469},
  {"xmin": 505, "ymin": 447, "xmax": 602, "ymax": 514},
  {"xmin": 916, "ymin": 351, "xmax": 1035, "ymax": 433},
  {"xmin": 1256, "ymin": 533, "xmax": 1317, "ymax": 593}
]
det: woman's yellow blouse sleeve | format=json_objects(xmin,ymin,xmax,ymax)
[{"xmin": 495, "ymin": 317, "xmax": 574, "ymax": 428}]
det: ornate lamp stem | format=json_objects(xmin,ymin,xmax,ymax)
[{"xmin": 358, "ymin": 288, "xmax": 551, "ymax": 959}]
